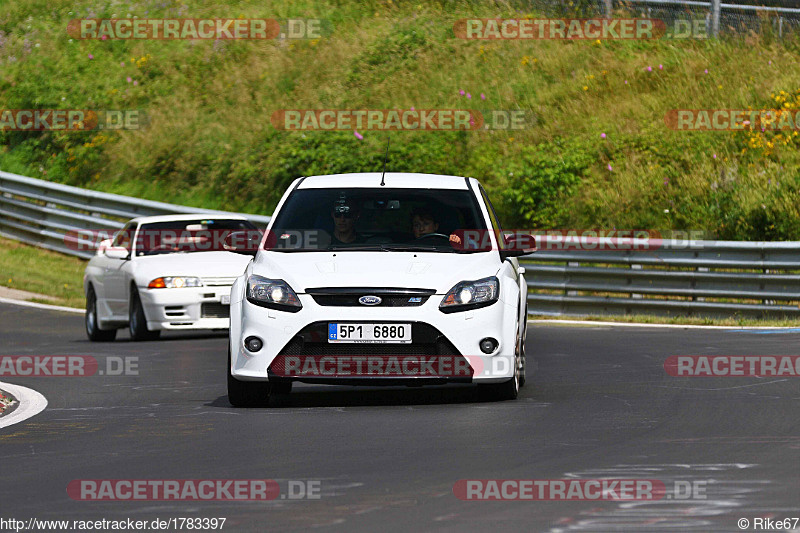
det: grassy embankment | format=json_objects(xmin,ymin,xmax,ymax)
[
  {"xmin": 1, "ymin": 0, "xmax": 800, "ymax": 321},
  {"xmin": 1, "ymin": 0, "xmax": 800, "ymax": 237}
]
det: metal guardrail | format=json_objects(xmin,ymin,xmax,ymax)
[
  {"xmin": 0, "ymin": 170, "xmax": 271, "ymax": 259},
  {"xmin": 610, "ymin": 0, "xmax": 800, "ymax": 37},
  {"xmin": 2, "ymin": 171, "xmax": 799, "ymax": 319},
  {"xmin": 520, "ymin": 236, "xmax": 800, "ymax": 318}
]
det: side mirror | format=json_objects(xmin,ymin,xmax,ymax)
[
  {"xmin": 104, "ymin": 246, "xmax": 129, "ymax": 260},
  {"xmin": 96, "ymin": 238, "xmax": 113, "ymax": 255},
  {"xmin": 223, "ymin": 230, "xmax": 262, "ymax": 256},
  {"xmin": 500, "ymin": 233, "xmax": 536, "ymax": 260}
]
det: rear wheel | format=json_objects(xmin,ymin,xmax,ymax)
[
  {"xmin": 128, "ymin": 288, "xmax": 160, "ymax": 341},
  {"xmin": 85, "ymin": 287, "xmax": 117, "ymax": 342},
  {"xmin": 227, "ymin": 347, "xmax": 271, "ymax": 407}
]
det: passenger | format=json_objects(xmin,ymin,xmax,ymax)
[{"xmin": 331, "ymin": 198, "xmax": 362, "ymax": 245}]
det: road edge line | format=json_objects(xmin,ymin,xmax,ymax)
[
  {"xmin": 528, "ymin": 319, "xmax": 800, "ymax": 330},
  {"xmin": 0, "ymin": 296, "xmax": 83, "ymax": 314},
  {"xmin": 0, "ymin": 382, "xmax": 48, "ymax": 429}
]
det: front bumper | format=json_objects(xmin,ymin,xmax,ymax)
[
  {"xmin": 139, "ymin": 285, "xmax": 232, "ymax": 331},
  {"xmin": 230, "ymin": 292, "xmax": 518, "ymax": 384}
]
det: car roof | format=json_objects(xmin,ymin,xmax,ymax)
[
  {"xmin": 297, "ymin": 172, "xmax": 471, "ymax": 190},
  {"xmin": 128, "ymin": 213, "xmax": 249, "ymax": 225}
]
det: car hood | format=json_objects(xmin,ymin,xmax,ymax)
[
  {"xmin": 252, "ymin": 251, "xmax": 501, "ymax": 293},
  {"xmin": 132, "ymin": 251, "xmax": 252, "ymax": 282}
]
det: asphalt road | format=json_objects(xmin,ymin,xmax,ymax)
[{"xmin": 1, "ymin": 302, "xmax": 798, "ymax": 532}]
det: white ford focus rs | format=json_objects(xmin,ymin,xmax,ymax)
[
  {"xmin": 226, "ymin": 173, "xmax": 535, "ymax": 406},
  {"xmin": 83, "ymin": 214, "xmax": 258, "ymax": 341}
]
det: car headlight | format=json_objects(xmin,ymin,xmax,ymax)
[
  {"xmin": 148, "ymin": 276, "xmax": 203, "ymax": 289},
  {"xmin": 439, "ymin": 276, "xmax": 499, "ymax": 313},
  {"xmin": 246, "ymin": 275, "xmax": 302, "ymax": 312}
]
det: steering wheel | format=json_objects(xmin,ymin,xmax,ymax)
[{"xmin": 415, "ymin": 233, "xmax": 451, "ymax": 242}]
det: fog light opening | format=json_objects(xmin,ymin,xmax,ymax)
[
  {"xmin": 479, "ymin": 337, "xmax": 498, "ymax": 354},
  {"xmin": 245, "ymin": 336, "xmax": 263, "ymax": 352}
]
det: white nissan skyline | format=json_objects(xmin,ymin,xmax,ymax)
[
  {"xmin": 83, "ymin": 214, "xmax": 258, "ymax": 341},
  {"xmin": 225, "ymin": 173, "xmax": 535, "ymax": 406}
]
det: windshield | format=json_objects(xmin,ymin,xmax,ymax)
[
  {"xmin": 135, "ymin": 218, "xmax": 258, "ymax": 256},
  {"xmin": 267, "ymin": 188, "xmax": 489, "ymax": 252}
]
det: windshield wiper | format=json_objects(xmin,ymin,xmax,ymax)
[
  {"xmin": 325, "ymin": 245, "xmax": 387, "ymax": 251},
  {"xmin": 378, "ymin": 244, "xmax": 451, "ymax": 252}
]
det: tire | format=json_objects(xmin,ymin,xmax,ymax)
[
  {"xmin": 519, "ymin": 306, "xmax": 528, "ymax": 387},
  {"xmin": 128, "ymin": 288, "xmax": 160, "ymax": 341},
  {"xmin": 479, "ymin": 353, "xmax": 520, "ymax": 401},
  {"xmin": 227, "ymin": 347, "xmax": 270, "ymax": 407},
  {"xmin": 85, "ymin": 287, "xmax": 117, "ymax": 342},
  {"xmin": 270, "ymin": 381, "xmax": 292, "ymax": 395}
]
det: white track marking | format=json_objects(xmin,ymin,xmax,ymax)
[
  {"xmin": 0, "ymin": 381, "xmax": 48, "ymax": 428},
  {"xmin": 529, "ymin": 319, "xmax": 800, "ymax": 330},
  {"xmin": 0, "ymin": 296, "xmax": 83, "ymax": 314}
]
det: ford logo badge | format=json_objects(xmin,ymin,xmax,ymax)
[{"xmin": 359, "ymin": 295, "xmax": 382, "ymax": 306}]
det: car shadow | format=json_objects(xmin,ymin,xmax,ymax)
[
  {"xmin": 70, "ymin": 330, "xmax": 229, "ymax": 344},
  {"xmin": 207, "ymin": 384, "xmax": 508, "ymax": 408}
]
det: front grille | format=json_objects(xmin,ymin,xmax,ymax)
[
  {"xmin": 269, "ymin": 322, "xmax": 470, "ymax": 382},
  {"xmin": 275, "ymin": 322, "xmax": 460, "ymax": 356},
  {"xmin": 201, "ymin": 302, "xmax": 230, "ymax": 318},
  {"xmin": 306, "ymin": 287, "xmax": 436, "ymax": 307},
  {"xmin": 200, "ymin": 277, "xmax": 236, "ymax": 287},
  {"xmin": 310, "ymin": 295, "xmax": 432, "ymax": 307}
]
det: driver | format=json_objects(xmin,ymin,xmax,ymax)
[
  {"xmin": 411, "ymin": 208, "xmax": 462, "ymax": 244},
  {"xmin": 411, "ymin": 208, "xmax": 440, "ymax": 239}
]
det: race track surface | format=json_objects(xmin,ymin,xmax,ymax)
[{"xmin": 1, "ymin": 303, "xmax": 798, "ymax": 532}]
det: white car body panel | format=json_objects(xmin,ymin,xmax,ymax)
[{"xmin": 229, "ymin": 173, "xmax": 529, "ymax": 387}]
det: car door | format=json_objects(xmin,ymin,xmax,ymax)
[
  {"xmin": 104, "ymin": 223, "xmax": 135, "ymax": 318},
  {"xmin": 478, "ymin": 184, "xmax": 527, "ymax": 331}
]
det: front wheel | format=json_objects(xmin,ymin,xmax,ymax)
[
  {"xmin": 227, "ymin": 348, "xmax": 271, "ymax": 407},
  {"xmin": 478, "ymin": 354, "xmax": 520, "ymax": 401},
  {"xmin": 85, "ymin": 288, "xmax": 117, "ymax": 342},
  {"xmin": 129, "ymin": 288, "xmax": 160, "ymax": 341}
]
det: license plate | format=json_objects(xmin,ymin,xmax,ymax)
[
  {"xmin": 328, "ymin": 323, "xmax": 411, "ymax": 343},
  {"xmin": 220, "ymin": 294, "xmax": 231, "ymax": 305}
]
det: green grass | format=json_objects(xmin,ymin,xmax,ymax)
[
  {"xmin": 0, "ymin": 236, "xmax": 85, "ymax": 308},
  {"xmin": 1, "ymin": 1, "xmax": 800, "ymax": 238}
]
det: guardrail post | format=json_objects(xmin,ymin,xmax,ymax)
[
  {"xmin": 567, "ymin": 262, "xmax": 579, "ymax": 297},
  {"xmin": 603, "ymin": 0, "xmax": 612, "ymax": 19},
  {"xmin": 711, "ymin": 0, "xmax": 721, "ymax": 37},
  {"xmin": 779, "ymin": 16, "xmax": 784, "ymax": 38},
  {"xmin": 631, "ymin": 264, "xmax": 642, "ymax": 299},
  {"xmin": 695, "ymin": 267, "xmax": 708, "ymax": 301}
]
